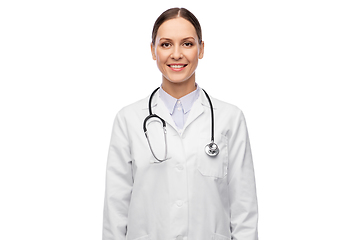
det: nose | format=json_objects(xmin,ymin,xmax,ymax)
[{"xmin": 171, "ymin": 46, "xmax": 183, "ymax": 60}]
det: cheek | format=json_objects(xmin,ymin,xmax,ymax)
[
  {"xmin": 155, "ymin": 52, "xmax": 165, "ymax": 68},
  {"xmin": 156, "ymin": 50, "xmax": 167, "ymax": 62},
  {"xmin": 187, "ymin": 50, "xmax": 200, "ymax": 63}
]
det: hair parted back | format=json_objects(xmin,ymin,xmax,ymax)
[{"xmin": 151, "ymin": 8, "xmax": 202, "ymax": 45}]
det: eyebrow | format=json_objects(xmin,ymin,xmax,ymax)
[{"xmin": 159, "ymin": 37, "xmax": 196, "ymax": 41}]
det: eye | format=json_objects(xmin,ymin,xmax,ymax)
[
  {"xmin": 161, "ymin": 42, "xmax": 171, "ymax": 48},
  {"xmin": 183, "ymin": 42, "xmax": 193, "ymax": 47}
]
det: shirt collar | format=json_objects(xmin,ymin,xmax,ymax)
[{"xmin": 159, "ymin": 84, "xmax": 200, "ymax": 115}]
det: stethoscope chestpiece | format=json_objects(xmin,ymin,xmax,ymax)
[{"xmin": 205, "ymin": 142, "xmax": 219, "ymax": 157}]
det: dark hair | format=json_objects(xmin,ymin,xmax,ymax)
[{"xmin": 151, "ymin": 8, "xmax": 202, "ymax": 45}]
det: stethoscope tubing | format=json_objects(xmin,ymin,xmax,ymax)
[
  {"xmin": 143, "ymin": 87, "xmax": 219, "ymax": 161},
  {"xmin": 201, "ymin": 88, "xmax": 215, "ymax": 143}
]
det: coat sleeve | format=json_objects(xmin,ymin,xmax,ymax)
[
  {"xmin": 102, "ymin": 111, "xmax": 133, "ymax": 240},
  {"xmin": 228, "ymin": 109, "xmax": 258, "ymax": 240}
]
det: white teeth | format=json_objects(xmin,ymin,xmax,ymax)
[{"xmin": 169, "ymin": 65, "xmax": 185, "ymax": 68}]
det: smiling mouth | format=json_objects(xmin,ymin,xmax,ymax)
[{"xmin": 167, "ymin": 64, "xmax": 188, "ymax": 69}]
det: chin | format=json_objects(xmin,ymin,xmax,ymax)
[
  {"xmin": 164, "ymin": 73, "xmax": 195, "ymax": 84},
  {"xmin": 164, "ymin": 77, "xmax": 192, "ymax": 85}
]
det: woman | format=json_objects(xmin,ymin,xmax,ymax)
[{"xmin": 103, "ymin": 8, "xmax": 258, "ymax": 240}]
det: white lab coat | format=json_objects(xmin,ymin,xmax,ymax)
[{"xmin": 103, "ymin": 89, "xmax": 258, "ymax": 240}]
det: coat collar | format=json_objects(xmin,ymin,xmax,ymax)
[{"xmin": 142, "ymin": 87, "xmax": 217, "ymax": 111}]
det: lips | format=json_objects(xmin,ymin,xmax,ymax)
[
  {"xmin": 167, "ymin": 64, "xmax": 188, "ymax": 69},
  {"xmin": 167, "ymin": 64, "xmax": 188, "ymax": 72}
]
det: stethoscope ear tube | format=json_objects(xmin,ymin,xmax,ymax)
[
  {"xmin": 144, "ymin": 125, "xmax": 169, "ymax": 162},
  {"xmin": 143, "ymin": 87, "xmax": 169, "ymax": 162}
]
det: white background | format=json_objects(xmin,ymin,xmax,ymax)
[{"xmin": 1, "ymin": 0, "xmax": 359, "ymax": 239}]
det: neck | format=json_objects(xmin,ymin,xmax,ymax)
[{"xmin": 161, "ymin": 77, "xmax": 196, "ymax": 99}]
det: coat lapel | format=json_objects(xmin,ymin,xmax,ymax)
[
  {"xmin": 183, "ymin": 89, "xmax": 217, "ymax": 131},
  {"xmin": 182, "ymin": 97, "xmax": 204, "ymax": 131}
]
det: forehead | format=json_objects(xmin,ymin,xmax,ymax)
[{"xmin": 156, "ymin": 17, "xmax": 198, "ymax": 41}]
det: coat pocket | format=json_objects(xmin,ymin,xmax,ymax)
[
  {"xmin": 197, "ymin": 134, "xmax": 229, "ymax": 178},
  {"xmin": 211, "ymin": 233, "xmax": 231, "ymax": 240}
]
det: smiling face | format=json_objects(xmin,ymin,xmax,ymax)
[{"xmin": 151, "ymin": 17, "xmax": 204, "ymax": 87}]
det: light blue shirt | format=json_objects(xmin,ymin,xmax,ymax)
[{"xmin": 159, "ymin": 84, "xmax": 200, "ymax": 130}]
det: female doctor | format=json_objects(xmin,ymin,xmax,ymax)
[{"xmin": 103, "ymin": 8, "xmax": 258, "ymax": 240}]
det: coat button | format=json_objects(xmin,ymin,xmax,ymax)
[
  {"xmin": 176, "ymin": 164, "xmax": 184, "ymax": 171},
  {"xmin": 176, "ymin": 200, "xmax": 183, "ymax": 207}
]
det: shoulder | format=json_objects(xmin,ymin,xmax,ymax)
[
  {"xmin": 210, "ymin": 95, "xmax": 244, "ymax": 118},
  {"xmin": 114, "ymin": 95, "xmax": 148, "ymax": 120},
  {"xmin": 209, "ymin": 95, "xmax": 249, "ymax": 138}
]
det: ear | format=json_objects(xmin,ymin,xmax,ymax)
[
  {"xmin": 150, "ymin": 42, "xmax": 156, "ymax": 60},
  {"xmin": 198, "ymin": 41, "xmax": 204, "ymax": 59}
]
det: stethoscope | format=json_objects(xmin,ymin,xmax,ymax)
[{"xmin": 143, "ymin": 87, "xmax": 219, "ymax": 162}]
